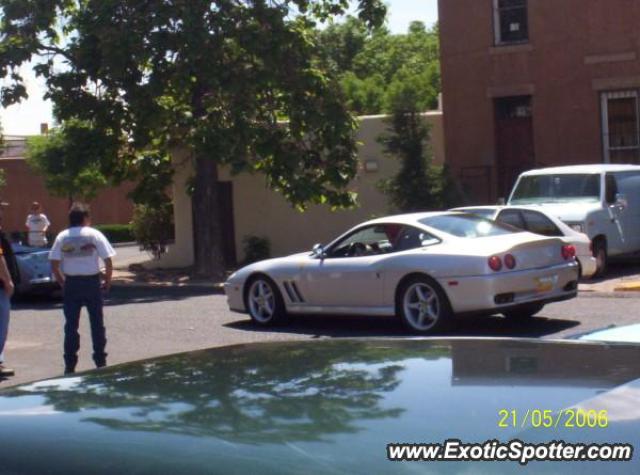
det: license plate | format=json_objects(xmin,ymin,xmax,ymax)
[{"xmin": 536, "ymin": 276, "xmax": 557, "ymax": 293}]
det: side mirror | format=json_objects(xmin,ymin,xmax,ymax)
[
  {"xmin": 312, "ymin": 243, "xmax": 326, "ymax": 258},
  {"xmin": 615, "ymin": 193, "xmax": 628, "ymax": 209}
]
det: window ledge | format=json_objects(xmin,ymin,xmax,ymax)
[{"xmin": 489, "ymin": 43, "xmax": 533, "ymax": 55}]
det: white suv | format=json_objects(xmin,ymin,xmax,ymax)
[{"xmin": 508, "ymin": 164, "xmax": 640, "ymax": 276}]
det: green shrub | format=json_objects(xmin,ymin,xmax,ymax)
[
  {"xmin": 242, "ymin": 236, "xmax": 271, "ymax": 264},
  {"xmin": 95, "ymin": 224, "xmax": 135, "ymax": 243},
  {"xmin": 130, "ymin": 203, "xmax": 174, "ymax": 259}
]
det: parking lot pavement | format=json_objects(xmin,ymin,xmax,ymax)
[{"xmin": 2, "ymin": 286, "xmax": 640, "ymax": 389}]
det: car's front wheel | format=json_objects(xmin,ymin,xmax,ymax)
[
  {"xmin": 502, "ymin": 303, "xmax": 544, "ymax": 321},
  {"xmin": 397, "ymin": 276, "xmax": 451, "ymax": 334},
  {"xmin": 245, "ymin": 276, "xmax": 287, "ymax": 326}
]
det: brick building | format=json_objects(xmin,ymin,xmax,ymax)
[
  {"xmin": 439, "ymin": 0, "xmax": 640, "ymax": 203},
  {"xmin": 0, "ymin": 136, "xmax": 135, "ymax": 236}
]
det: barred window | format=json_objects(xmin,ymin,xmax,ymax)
[
  {"xmin": 494, "ymin": 0, "xmax": 529, "ymax": 45},
  {"xmin": 601, "ymin": 91, "xmax": 640, "ymax": 164}
]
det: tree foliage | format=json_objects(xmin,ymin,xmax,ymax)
[
  {"xmin": 25, "ymin": 120, "xmax": 118, "ymax": 203},
  {"xmin": 319, "ymin": 19, "xmax": 440, "ymax": 115},
  {"xmin": 0, "ymin": 0, "xmax": 386, "ymax": 277},
  {"xmin": 378, "ymin": 74, "xmax": 460, "ymax": 212}
]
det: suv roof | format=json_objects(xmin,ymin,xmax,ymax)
[{"xmin": 520, "ymin": 164, "xmax": 640, "ymax": 175}]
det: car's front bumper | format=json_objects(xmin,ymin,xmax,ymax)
[
  {"xmin": 224, "ymin": 281, "xmax": 246, "ymax": 313},
  {"xmin": 439, "ymin": 262, "xmax": 579, "ymax": 314}
]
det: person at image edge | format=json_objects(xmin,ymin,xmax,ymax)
[
  {"xmin": 0, "ymin": 201, "xmax": 17, "ymax": 378},
  {"xmin": 49, "ymin": 204, "xmax": 116, "ymax": 374}
]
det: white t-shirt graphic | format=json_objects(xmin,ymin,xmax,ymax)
[
  {"xmin": 49, "ymin": 226, "xmax": 116, "ymax": 276},
  {"xmin": 25, "ymin": 213, "xmax": 51, "ymax": 246}
]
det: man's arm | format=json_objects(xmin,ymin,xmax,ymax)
[
  {"xmin": 103, "ymin": 258, "xmax": 113, "ymax": 292},
  {"xmin": 51, "ymin": 260, "xmax": 65, "ymax": 287},
  {"xmin": 0, "ymin": 256, "xmax": 15, "ymax": 297}
]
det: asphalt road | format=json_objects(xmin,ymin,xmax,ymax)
[{"xmin": 2, "ymin": 287, "xmax": 639, "ymax": 388}]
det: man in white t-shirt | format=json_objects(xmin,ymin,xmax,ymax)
[
  {"xmin": 25, "ymin": 202, "xmax": 51, "ymax": 247},
  {"xmin": 49, "ymin": 204, "xmax": 116, "ymax": 374}
]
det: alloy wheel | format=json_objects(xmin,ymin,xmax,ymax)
[
  {"xmin": 248, "ymin": 279, "xmax": 276, "ymax": 323},
  {"xmin": 403, "ymin": 282, "xmax": 441, "ymax": 331}
]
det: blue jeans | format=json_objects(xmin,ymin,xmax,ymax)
[
  {"xmin": 0, "ymin": 291, "xmax": 9, "ymax": 363},
  {"xmin": 63, "ymin": 275, "xmax": 107, "ymax": 369}
]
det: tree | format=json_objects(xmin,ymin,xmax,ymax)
[
  {"xmin": 319, "ymin": 20, "xmax": 441, "ymax": 115},
  {"xmin": 25, "ymin": 120, "xmax": 120, "ymax": 204},
  {"xmin": 378, "ymin": 71, "xmax": 460, "ymax": 212},
  {"xmin": 0, "ymin": 0, "xmax": 387, "ymax": 278}
]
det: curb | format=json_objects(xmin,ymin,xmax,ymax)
[
  {"xmin": 110, "ymin": 280, "xmax": 224, "ymax": 291},
  {"xmin": 613, "ymin": 282, "xmax": 640, "ymax": 292}
]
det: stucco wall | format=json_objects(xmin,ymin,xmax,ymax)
[{"xmin": 151, "ymin": 112, "xmax": 444, "ymax": 267}]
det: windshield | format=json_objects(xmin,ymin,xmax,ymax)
[
  {"xmin": 510, "ymin": 174, "xmax": 601, "ymax": 205},
  {"xmin": 420, "ymin": 214, "xmax": 517, "ymax": 238}
]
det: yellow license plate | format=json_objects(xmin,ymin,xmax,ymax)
[{"xmin": 536, "ymin": 277, "xmax": 555, "ymax": 293}]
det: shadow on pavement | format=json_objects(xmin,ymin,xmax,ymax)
[
  {"xmin": 225, "ymin": 312, "xmax": 581, "ymax": 339},
  {"xmin": 12, "ymin": 286, "xmax": 222, "ymax": 311},
  {"xmin": 589, "ymin": 259, "xmax": 640, "ymax": 283}
]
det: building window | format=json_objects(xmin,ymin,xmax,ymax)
[
  {"xmin": 601, "ymin": 91, "xmax": 640, "ymax": 163},
  {"xmin": 494, "ymin": 0, "xmax": 529, "ymax": 45}
]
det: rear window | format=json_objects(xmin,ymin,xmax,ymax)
[
  {"xmin": 510, "ymin": 174, "xmax": 601, "ymax": 205},
  {"xmin": 420, "ymin": 214, "xmax": 517, "ymax": 238}
]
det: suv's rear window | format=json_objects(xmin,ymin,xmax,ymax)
[{"xmin": 420, "ymin": 214, "xmax": 517, "ymax": 238}]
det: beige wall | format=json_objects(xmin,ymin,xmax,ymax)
[{"xmin": 149, "ymin": 112, "xmax": 444, "ymax": 268}]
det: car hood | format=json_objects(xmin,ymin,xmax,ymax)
[
  {"xmin": 0, "ymin": 339, "xmax": 638, "ymax": 474},
  {"xmin": 579, "ymin": 324, "xmax": 640, "ymax": 344},
  {"xmin": 508, "ymin": 203, "xmax": 602, "ymax": 223}
]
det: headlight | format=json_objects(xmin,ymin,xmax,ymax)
[{"xmin": 567, "ymin": 223, "xmax": 584, "ymax": 233}]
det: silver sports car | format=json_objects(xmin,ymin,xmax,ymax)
[{"xmin": 224, "ymin": 212, "xmax": 579, "ymax": 334}]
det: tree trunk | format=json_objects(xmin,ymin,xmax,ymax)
[{"xmin": 192, "ymin": 154, "xmax": 226, "ymax": 279}]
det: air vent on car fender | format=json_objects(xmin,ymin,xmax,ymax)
[{"xmin": 283, "ymin": 281, "xmax": 305, "ymax": 303}]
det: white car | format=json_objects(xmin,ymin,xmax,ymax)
[
  {"xmin": 453, "ymin": 206, "xmax": 597, "ymax": 278},
  {"xmin": 225, "ymin": 212, "xmax": 579, "ymax": 334}
]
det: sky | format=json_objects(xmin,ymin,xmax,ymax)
[{"xmin": 0, "ymin": 0, "xmax": 439, "ymax": 136}]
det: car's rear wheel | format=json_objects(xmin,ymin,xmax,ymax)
[
  {"xmin": 245, "ymin": 276, "xmax": 287, "ymax": 326},
  {"xmin": 502, "ymin": 303, "xmax": 544, "ymax": 321},
  {"xmin": 398, "ymin": 276, "xmax": 451, "ymax": 334}
]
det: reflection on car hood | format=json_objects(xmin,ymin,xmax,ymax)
[
  {"xmin": 0, "ymin": 339, "xmax": 638, "ymax": 474},
  {"xmin": 578, "ymin": 324, "xmax": 640, "ymax": 344}
]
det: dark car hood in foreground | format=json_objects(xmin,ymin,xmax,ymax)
[{"xmin": 0, "ymin": 338, "xmax": 639, "ymax": 474}]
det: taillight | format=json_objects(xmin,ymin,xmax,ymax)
[
  {"xmin": 561, "ymin": 245, "xmax": 576, "ymax": 260},
  {"xmin": 504, "ymin": 254, "xmax": 516, "ymax": 269},
  {"xmin": 488, "ymin": 255, "xmax": 502, "ymax": 271}
]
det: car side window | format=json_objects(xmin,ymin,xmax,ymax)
[
  {"xmin": 521, "ymin": 210, "xmax": 563, "ymax": 237},
  {"xmin": 496, "ymin": 210, "xmax": 525, "ymax": 230},
  {"xmin": 605, "ymin": 174, "xmax": 618, "ymax": 204},
  {"xmin": 327, "ymin": 225, "xmax": 394, "ymax": 258},
  {"xmin": 394, "ymin": 226, "xmax": 439, "ymax": 252}
]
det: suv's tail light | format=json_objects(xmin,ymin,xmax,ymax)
[
  {"xmin": 504, "ymin": 254, "xmax": 516, "ymax": 269},
  {"xmin": 488, "ymin": 255, "xmax": 502, "ymax": 271},
  {"xmin": 561, "ymin": 245, "xmax": 576, "ymax": 260}
]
